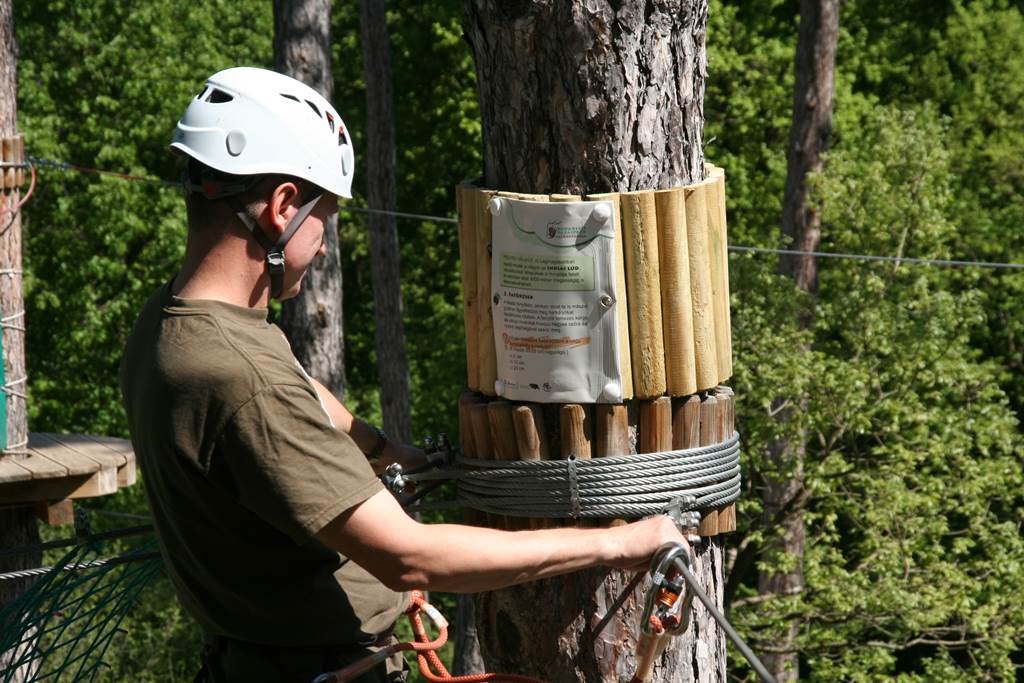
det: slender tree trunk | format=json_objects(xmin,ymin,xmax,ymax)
[
  {"xmin": 762, "ymin": 1, "xmax": 838, "ymax": 680},
  {"xmin": 273, "ymin": 0, "xmax": 347, "ymax": 399},
  {"xmin": 359, "ymin": 0, "xmax": 412, "ymax": 443},
  {"xmin": 0, "ymin": 2, "xmax": 41, "ymax": 679},
  {"xmin": 463, "ymin": 3, "xmax": 723, "ymax": 680}
]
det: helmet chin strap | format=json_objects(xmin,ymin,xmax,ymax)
[{"xmin": 226, "ymin": 195, "xmax": 323, "ymax": 299}]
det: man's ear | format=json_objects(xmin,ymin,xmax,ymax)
[{"xmin": 260, "ymin": 182, "xmax": 302, "ymax": 237}]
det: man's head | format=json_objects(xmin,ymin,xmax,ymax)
[{"xmin": 170, "ymin": 67, "xmax": 353, "ymax": 299}]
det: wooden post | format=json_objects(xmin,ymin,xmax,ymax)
[
  {"xmin": 685, "ymin": 184, "xmax": 719, "ymax": 391},
  {"xmin": 468, "ymin": 400, "xmax": 499, "ymax": 528},
  {"xmin": 594, "ymin": 403, "xmax": 630, "ymax": 527},
  {"xmin": 512, "ymin": 404, "xmax": 548, "ymax": 529},
  {"xmin": 707, "ymin": 168, "xmax": 733, "ymax": 382},
  {"xmin": 639, "ymin": 397, "xmax": 672, "ymax": 454},
  {"xmin": 717, "ymin": 386, "xmax": 737, "ymax": 532},
  {"xmin": 697, "ymin": 393, "xmax": 720, "ymax": 536},
  {"xmin": 621, "ymin": 191, "xmax": 666, "ymax": 398},
  {"xmin": 560, "ymin": 404, "xmax": 591, "ymax": 527},
  {"xmin": 487, "ymin": 400, "xmax": 522, "ymax": 529},
  {"xmin": 655, "ymin": 188, "xmax": 697, "ymax": 396},
  {"xmin": 456, "ymin": 185, "xmax": 480, "ymax": 391}
]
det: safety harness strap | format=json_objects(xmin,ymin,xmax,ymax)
[{"xmin": 225, "ymin": 194, "xmax": 322, "ymax": 299}]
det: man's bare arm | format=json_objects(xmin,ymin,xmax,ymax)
[{"xmin": 316, "ymin": 490, "xmax": 687, "ymax": 593}]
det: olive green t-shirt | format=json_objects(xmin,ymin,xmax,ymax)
[{"xmin": 119, "ymin": 283, "xmax": 406, "ymax": 647}]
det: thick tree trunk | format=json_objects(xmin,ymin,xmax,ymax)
[
  {"xmin": 762, "ymin": 1, "xmax": 839, "ymax": 681},
  {"xmin": 0, "ymin": 2, "xmax": 41, "ymax": 680},
  {"xmin": 359, "ymin": 0, "xmax": 412, "ymax": 443},
  {"xmin": 463, "ymin": 3, "xmax": 724, "ymax": 680},
  {"xmin": 273, "ymin": 0, "xmax": 347, "ymax": 399}
]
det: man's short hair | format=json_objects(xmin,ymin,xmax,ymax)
[{"xmin": 183, "ymin": 159, "xmax": 317, "ymax": 231}]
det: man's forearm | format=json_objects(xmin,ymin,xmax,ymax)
[{"xmin": 319, "ymin": 490, "xmax": 683, "ymax": 594}]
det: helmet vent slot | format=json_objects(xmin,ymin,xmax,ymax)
[
  {"xmin": 280, "ymin": 93, "xmax": 300, "ymax": 102},
  {"xmin": 326, "ymin": 112, "xmax": 335, "ymax": 132},
  {"xmin": 305, "ymin": 100, "xmax": 322, "ymax": 118},
  {"xmin": 195, "ymin": 87, "xmax": 209, "ymax": 100},
  {"xmin": 205, "ymin": 89, "xmax": 234, "ymax": 104}
]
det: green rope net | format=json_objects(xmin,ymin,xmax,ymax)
[{"xmin": 0, "ymin": 539, "xmax": 162, "ymax": 682}]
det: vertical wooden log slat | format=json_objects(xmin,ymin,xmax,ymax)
[
  {"xmin": 639, "ymin": 397, "xmax": 672, "ymax": 454},
  {"xmin": 717, "ymin": 386, "xmax": 737, "ymax": 532},
  {"xmin": 697, "ymin": 393, "xmax": 720, "ymax": 536},
  {"xmin": 14, "ymin": 133, "xmax": 21, "ymax": 187},
  {"xmin": 474, "ymin": 189, "xmax": 497, "ymax": 396},
  {"xmin": 621, "ymin": 191, "xmax": 666, "ymax": 398},
  {"xmin": 672, "ymin": 395, "xmax": 702, "ymax": 452},
  {"xmin": 594, "ymin": 403, "xmax": 630, "ymax": 527},
  {"xmin": 685, "ymin": 185, "xmax": 719, "ymax": 391},
  {"xmin": 487, "ymin": 400, "xmax": 522, "ymax": 530},
  {"xmin": 458, "ymin": 391, "xmax": 484, "ymax": 526},
  {"xmin": 1, "ymin": 136, "xmax": 12, "ymax": 189},
  {"xmin": 587, "ymin": 192, "xmax": 634, "ymax": 400},
  {"xmin": 513, "ymin": 404, "xmax": 548, "ymax": 529},
  {"xmin": 655, "ymin": 187, "xmax": 697, "ymax": 396},
  {"xmin": 705, "ymin": 170, "xmax": 732, "ymax": 384},
  {"xmin": 560, "ymin": 404, "xmax": 591, "ymax": 527},
  {"xmin": 549, "ymin": 194, "xmax": 581, "ymax": 202},
  {"xmin": 469, "ymin": 400, "xmax": 500, "ymax": 529},
  {"xmin": 457, "ymin": 185, "xmax": 480, "ymax": 391}
]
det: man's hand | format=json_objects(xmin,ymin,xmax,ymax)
[{"xmin": 603, "ymin": 515, "xmax": 691, "ymax": 572}]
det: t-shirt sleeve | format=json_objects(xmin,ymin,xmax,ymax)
[{"xmin": 216, "ymin": 383, "xmax": 384, "ymax": 543}]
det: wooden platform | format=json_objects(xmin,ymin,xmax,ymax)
[{"xmin": 0, "ymin": 433, "xmax": 136, "ymax": 505}]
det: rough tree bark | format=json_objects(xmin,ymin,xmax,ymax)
[
  {"xmin": 761, "ymin": 1, "xmax": 839, "ymax": 680},
  {"xmin": 273, "ymin": 0, "xmax": 347, "ymax": 399},
  {"xmin": 463, "ymin": 3, "xmax": 725, "ymax": 680},
  {"xmin": 359, "ymin": 0, "xmax": 412, "ymax": 443},
  {"xmin": 0, "ymin": 1, "xmax": 41, "ymax": 678}
]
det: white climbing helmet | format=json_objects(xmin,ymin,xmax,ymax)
[{"xmin": 170, "ymin": 66, "xmax": 354, "ymax": 198}]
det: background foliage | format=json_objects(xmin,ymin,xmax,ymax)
[{"xmin": 9, "ymin": 0, "xmax": 1024, "ymax": 680}]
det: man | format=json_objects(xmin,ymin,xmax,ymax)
[{"xmin": 120, "ymin": 67, "xmax": 687, "ymax": 683}]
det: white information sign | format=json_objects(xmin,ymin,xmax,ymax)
[{"xmin": 489, "ymin": 197, "xmax": 622, "ymax": 403}]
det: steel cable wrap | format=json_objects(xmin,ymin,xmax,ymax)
[{"xmin": 412, "ymin": 432, "xmax": 742, "ymax": 520}]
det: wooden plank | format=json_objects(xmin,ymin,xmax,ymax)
[
  {"xmin": 706, "ymin": 170, "xmax": 732, "ymax": 384},
  {"xmin": 0, "ymin": 456, "xmax": 33, "ymax": 484},
  {"xmin": 587, "ymin": 192, "xmax": 634, "ymax": 400},
  {"xmin": 685, "ymin": 184, "xmax": 719, "ymax": 391},
  {"xmin": 43, "ymin": 433, "xmax": 128, "ymax": 468},
  {"xmin": 34, "ymin": 499, "xmax": 73, "ymax": 525},
  {"xmin": 474, "ymin": 188, "xmax": 498, "ymax": 396},
  {"xmin": 457, "ymin": 184, "xmax": 480, "ymax": 391},
  {"xmin": 0, "ymin": 467, "xmax": 117, "ymax": 504},
  {"xmin": 15, "ymin": 135, "xmax": 24, "ymax": 187},
  {"xmin": 30, "ymin": 433, "xmax": 111, "ymax": 475},
  {"xmin": 469, "ymin": 400, "xmax": 504, "ymax": 529},
  {"xmin": 655, "ymin": 187, "xmax": 697, "ymax": 396},
  {"xmin": 620, "ymin": 191, "xmax": 666, "ymax": 398},
  {"xmin": 549, "ymin": 194, "xmax": 581, "ymax": 202},
  {"xmin": 697, "ymin": 394, "xmax": 720, "ymax": 536}
]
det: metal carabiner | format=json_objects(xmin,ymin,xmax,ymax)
[
  {"xmin": 630, "ymin": 542, "xmax": 697, "ymax": 683},
  {"xmin": 641, "ymin": 542, "xmax": 695, "ymax": 635}
]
